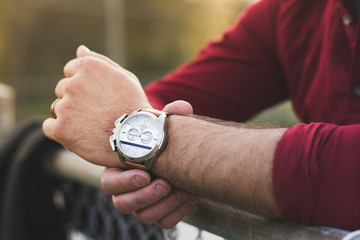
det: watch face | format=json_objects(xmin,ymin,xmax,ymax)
[{"xmin": 117, "ymin": 112, "xmax": 162, "ymax": 160}]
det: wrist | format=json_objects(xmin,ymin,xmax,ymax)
[{"xmin": 151, "ymin": 114, "xmax": 192, "ymax": 178}]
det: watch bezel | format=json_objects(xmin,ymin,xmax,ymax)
[{"xmin": 114, "ymin": 111, "xmax": 166, "ymax": 163}]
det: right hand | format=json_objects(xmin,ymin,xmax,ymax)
[{"xmin": 101, "ymin": 100, "xmax": 198, "ymax": 228}]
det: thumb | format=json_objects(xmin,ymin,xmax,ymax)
[
  {"xmin": 76, "ymin": 45, "xmax": 120, "ymax": 68},
  {"xmin": 162, "ymin": 100, "xmax": 193, "ymax": 115}
]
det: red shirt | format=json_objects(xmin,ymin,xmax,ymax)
[{"xmin": 145, "ymin": 0, "xmax": 360, "ymax": 230}]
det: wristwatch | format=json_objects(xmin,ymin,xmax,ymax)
[{"xmin": 109, "ymin": 108, "xmax": 170, "ymax": 170}]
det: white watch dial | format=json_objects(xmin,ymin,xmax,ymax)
[{"xmin": 117, "ymin": 113, "xmax": 161, "ymax": 159}]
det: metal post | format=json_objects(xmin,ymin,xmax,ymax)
[
  {"xmin": 104, "ymin": 0, "xmax": 126, "ymax": 67},
  {"xmin": 0, "ymin": 83, "xmax": 15, "ymax": 140}
]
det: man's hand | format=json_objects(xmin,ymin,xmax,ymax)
[
  {"xmin": 102, "ymin": 168, "xmax": 198, "ymax": 229},
  {"xmin": 43, "ymin": 47, "xmax": 198, "ymax": 228},
  {"xmin": 101, "ymin": 100, "xmax": 198, "ymax": 229},
  {"xmin": 43, "ymin": 46, "xmax": 151, "ymax": 167}
]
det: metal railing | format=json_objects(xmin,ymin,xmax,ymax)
[
  {"xmin": 0, "ymin": 83, "xmax": 15, "ymax": 140},
  {"xmin": 50, "ymin": 150, "xmax": 360, "ymax": 240}
]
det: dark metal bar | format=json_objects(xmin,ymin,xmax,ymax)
[
  {"xmin": 51, "ymin": 149, "xmax": 359, "ymax": 240},
  {"xmin": 184, "ymin": 199, "xmax": 352, "ymax": 240}
]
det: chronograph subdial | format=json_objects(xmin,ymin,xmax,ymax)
[
  {"xmin": 127, "ymin": 128, "xmax": 140, "ymax": 141},
  {"xmin": 140, "ymin": 131, "xmax": 153, "ymax": 144}
]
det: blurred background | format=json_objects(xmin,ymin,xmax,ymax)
[
  {"xmin": 0, "ymin": 1, "xmax": 299, "ymax": 239},
  {"xmin": 0, "ymin": 0, "xmax": 298, "ymax": 129}
]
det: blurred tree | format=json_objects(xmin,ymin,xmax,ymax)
[
  {"xmin": 127, "ymin": 0, "xmax": 246, "ymax": 75},
  {"xmin": 0, "ymin": 0, "xmax": 248, "ymax": 120}
]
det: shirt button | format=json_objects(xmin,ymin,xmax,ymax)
[
  {"xmin": 353, "ymin": 85, "xmax": 360, "ymax": 96},
  {"xmin": 343, "ymin": 15, "xmax": 353, "ymax": 26}
]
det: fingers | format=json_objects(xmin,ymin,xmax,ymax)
[
  {"xmin": 63, "ymin": 58, "xmax": 80, "ymax": 78},
  {"xmin": 76, "ymin": 45, "xmax": 138, "ymax": 81},
  {"xmin": 156, "ymin": 198, "xmax": 198, "ymax": 229},
  {"xmin": 111, "ymin": 178, "xmax": 172, "ymax": 214},
  {"xmin": 64, "ymin": 45, "xmax": 134, "ymax": 83},
  {"xmin": 42, "ymin": 118, "xmax": 57, "ymax": 141},
  {"xmin": 133, "ymin": 189, "xmax": 198, "ymax": 228},
  {"xmin": 63, "ymin": 52, "xmax": 103, "ymax": 78},
  {"xmin": 101, "ymin": 168, "xmax": 151, "ymax": 194},
  {"xmin": 102, "ymin": 167, "xmax": 197, "ymax": 228},
  {"xmin": 102, "ymin": 168, "xmax": 172, "ymax": 214},
  {"xmin": 43, "ymin": 96, "xmax": 65, "ymax": 141},
  {"xmin": 54, "ymin": 78, "xmax": 70, "ymax": 99},
  {"xmin": 76, "ymin": 45, "xmax": 120, "ymax": 69}
]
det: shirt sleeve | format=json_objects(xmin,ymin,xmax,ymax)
[
  {"xmin": 274, "ymin": 123, "xmax": 360, "ymax": 230},
  {"xmin": 145, "ymin": 0, "xmax": 288, "ymax": 122}
]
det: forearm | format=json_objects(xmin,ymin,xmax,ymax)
[{"xmin": 152, "ymin": 114, "xmax": 287, "ymax": 217}]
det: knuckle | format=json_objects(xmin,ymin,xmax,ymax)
[
  {"xmin": 64, "ymin": 78, "xmax": 83, "ymax": 95},
  {"xmin": 56, "ymin": 78, "xmax": 76, "ymax": 96},
  {"xmin": 157, "ymin": 218, "xmax": 177, "ymax": 229},
  {"xmin": 55, "ymin": 78, "xmax": 67, "ymax": 94},
  {"xmin": 79, "ymin": 56, "xmax": 101, "ymax": 73},
  {"xmin": 100, "ymin": 175, "xmax": 110, "ymax": 194},
  {"xmin": 58, "ymin": 98, "xmax": 72, "ymax": 112},
  {"xmin": 134, "ymin": 211, "xmax": 153, "ymax": 225},
  {"xmin": 175, "ymin": 190, "xmax": 190, "ymax": 202},
  {"xmin": 42, "ymin": 120, "xmax": 54, "ymax": 140},
  {"xmin": 52, "ymin": 121, "xmax": 66, "ymax": 140},
  {"xmin": 52, "ymin": 123, "xmax": 75, "ymax": 147},
  {"xmin": 63, "ymin": 61, "xmax": 71, "ymax": 76},
  {"xmin": 112, "ymin": 197, "xmax": 131, "ymax": 214},
  {"xmin": 55, "ymin": 100, "xmax": 75, "ymax": 123},
  {"xmin": 135, "ymin": 191, "xmax": 148, "ymax": 207},
  {"xmin": 51, "ymin": 117, "xmax": 75, "ymax": 144}
]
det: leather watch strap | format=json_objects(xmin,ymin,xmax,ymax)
[
  {"xmin": 123, "ymin": 160, "xmax": 146, "ymax": 170},
  {"xmin": 141, "ymin": 108, "xmax": 165, "ymax": 117}
]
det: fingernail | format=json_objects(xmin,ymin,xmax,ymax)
[
  {"xmin": 133, "ymin": 175, "xmax": 148, "ymax": 187},
  {"xmin": 155, "ymin": 184, "xmax": 170, "ymax": 197},
  {"xmin": 188, "ymin": 196, "xmax": 198, "ymax": 205},
  {"xmin": 176, "ymin": 191, "xmax": 190, "ymax": 201}
]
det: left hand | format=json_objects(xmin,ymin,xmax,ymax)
[
  {"xmin": 43, "ymin": 46, "xmax": 151, "ymax": 167},
  {"xmin": 102, "ymin": 167, "xmax": 198, "ymax": 229}
]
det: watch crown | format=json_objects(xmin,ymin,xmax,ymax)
[{"xmin": 109, "ymin": 135, "xmax": 117, "ymax": 152}]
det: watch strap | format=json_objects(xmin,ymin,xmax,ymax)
[
  {"xmin": 123, "ymin": 160, "xmax": 147, "ymax": 170},
  {"xmin": 141, "ymin": 108, "xmax": 165, "ymax": 117},
  {"xmin": 123, "ymin": 144, "xmax": 164, "ymax": 170}
]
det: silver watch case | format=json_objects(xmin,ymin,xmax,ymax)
[{"xmin": 109, "ymin": 109, "xmax": 167, "ymax": 168}]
